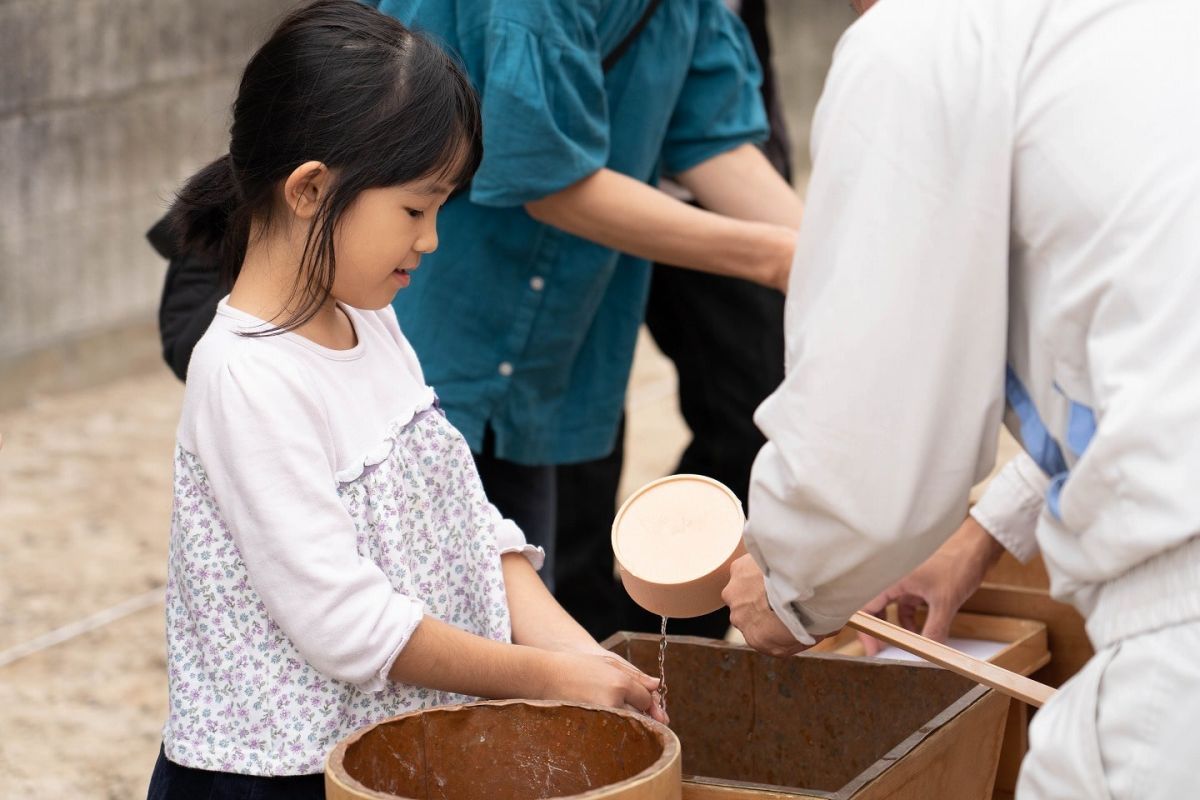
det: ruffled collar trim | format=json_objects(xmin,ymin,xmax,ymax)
[{"xmin": 333, "ymin": 387, "xmax": 440, "ymax": 483}]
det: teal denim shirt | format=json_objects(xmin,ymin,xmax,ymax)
[{"xmin": 371, "ymin": 0, "xmax": 768, "ymax": 465}]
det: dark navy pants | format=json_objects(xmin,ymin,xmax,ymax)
[
  {"xmin": 147, "ymin": 745, "xmax": 324, "ymax": 800},
  {"xmin": 473, "ymin": 426, "xmax": 558, "ymax": 592}
]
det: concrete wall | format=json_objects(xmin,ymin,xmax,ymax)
[
  {"xmin": 767, "ymin": 0, "xmax": 858, "ymax": 180},
  {"xmin": 0, "ymin": 0, "xmax": 295, "ymax": 402}
]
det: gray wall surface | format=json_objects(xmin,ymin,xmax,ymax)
[
  {"xmin": 0, "ymin": 0, "xmax": 295, "ymax": 365},
  {"xmin": 768, "ymin": 0, "xmax": 858, "ymax": 178},
  {"xmin": 0, "ymin": 0, "xmax": 854, "ymax": 399}
]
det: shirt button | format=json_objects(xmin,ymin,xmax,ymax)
[
  {"xmin": 498, "ymin": 361, "xmax": 514, "ymax": 377},
  {"xmin": 530, "ymin": 276, "xmax": 546, "ymax": 292}
]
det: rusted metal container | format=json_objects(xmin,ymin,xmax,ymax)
[
  {"xmin": 602, "ymin": 634, "xmax": 1008, "ymax": 800},
  {"xmin": 325, "ymin": 699, "xmax": 681, "ymax": 800}
]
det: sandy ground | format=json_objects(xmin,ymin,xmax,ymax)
[{"xmin": 0, "ymin": 330, "xmax": 690, "ymax": 797}]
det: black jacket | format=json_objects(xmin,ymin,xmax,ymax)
[{"xmin": 147, "ymin": 217, "xmax": 221, "ymax": 381}]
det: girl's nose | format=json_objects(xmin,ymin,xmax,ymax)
[{"xmin": 415, "ymin": 222, "xmax": 438, "ymax": 254}]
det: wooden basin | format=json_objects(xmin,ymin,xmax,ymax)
[{"xmin": 326, "ymin": 699, "xmax": 682, "ymax": 799}]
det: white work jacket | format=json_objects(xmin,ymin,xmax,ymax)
[{"xmin": 746, "ymin": 0, "xmax": 1200, "ymax": 650}]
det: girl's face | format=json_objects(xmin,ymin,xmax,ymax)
[{"xmin": 329, "ymin": 176, "xmax": 452, "ymax": 310}]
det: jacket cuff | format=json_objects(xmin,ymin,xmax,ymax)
[
  {"xmin": 365, "ymin": 596, "xmax": 426, "ymax": 693},
  {"xmin": 763, "ymin": 575, "xmax": 843, "ymax": 645},
  {"xmin": 969, "ymin": 453, "xmax": 1048, "ymax": 563}
]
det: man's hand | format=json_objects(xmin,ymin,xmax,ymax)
[
  {"xmin": 858, "ymin": 515, "xmax": 1005, "ymax": 654},
  {"xmin": 722, "ymin": 554, "xmax": 809, "ymax": 658}
]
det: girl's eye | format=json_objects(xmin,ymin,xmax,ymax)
[{"xmin": 406, "ymin": 208, "xmax": 425, "ymax": 219}]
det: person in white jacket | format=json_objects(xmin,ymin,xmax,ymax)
[{"xmin": 721, "ymin": 0, "xmax": 1200, "ymax": 796}]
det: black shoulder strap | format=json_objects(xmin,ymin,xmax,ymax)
[{"xmin": 601, "ymin": 0, "xmax": 666, "ymax": 73}]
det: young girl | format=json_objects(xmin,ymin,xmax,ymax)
[{"xmin": 148, "ymin": 2, "xmax": 663, "ymax": 797}]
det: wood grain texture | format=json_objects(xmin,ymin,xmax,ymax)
[
  {"xmin": 852, "ymin": 689, "xmax": 1009, "ymax": 800},
  {"xmin": 810, "ymin": 611, "xmax": 1050, "ymax": 678},
  {"xmin": 993, "ymin": 700, "xmax": 1029, "ymax": 796},
  {"xmin": 603, "ymin": 633, "xmax": 1008, "ymax": 799},
  {"xmin": 983, "ymin": 553, "xmax": 1051, "ymax": 590},
  {"xmin": 806, "ymin": 610, "xmax": 1047, "ymax": 798},
  {"xmin": 961, "ymin": 584, "xmax": 1094, "ymax": 688},
  {"xmin": 683, "ymin": 782, "xmax": 826, "ymax": 800},
  {"xmin": 846, "ymin": 613, "xmax": 1056, "ymax": 708},
  {"xmin": 325, "ymin": 699, "xmax": 681, "ymax": 800}
]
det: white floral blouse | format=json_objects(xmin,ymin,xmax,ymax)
[{"xmin": 160, "ymin": 299, "xmax": 539, "ymax": 775}]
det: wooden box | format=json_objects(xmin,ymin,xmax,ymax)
[
  {"xmin": 808, "ymin": 611, "xmax": 1050, "ymax": 677},
  {"xmin": 808, "ymin": 611, "xmax": 1050, "ymax": 799},
  {"xmin": 963, "ymin": 584, "xmax": 1093, "ymax": 689},
  {"xmin": 602, "ymin": 633, "xmax": 1009, "ymax": 800}
]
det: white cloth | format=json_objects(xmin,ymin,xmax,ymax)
[
  {"xmin": 1018, "ymin": 615, "xmax": 1200, "ymax": 799},
  {"xmin": 745, "ymin": 0, "xmax": 1200, "ymax": 644},
  {"xmin": 970, "ymin": 453, "xmax": 1047, "ymax": 564}
]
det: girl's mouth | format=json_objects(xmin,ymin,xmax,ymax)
[{"xmin": 391, "ymin": 268, "xmax": 411, "ymax": 287}]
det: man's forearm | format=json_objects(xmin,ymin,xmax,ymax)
[{"xmin": 524, "ymin": 166, "xmax": 797, "ymax": 290}]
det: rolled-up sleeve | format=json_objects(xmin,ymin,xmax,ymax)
[
  {"xmin": 743, "ymin": 10, "xmax": 1015, "ymax": 641},
  {"xmin": 971, "ymin": 452, "xmax": 1047, "ymax": 563},
  {"xmin": 660, "ymin": 1, "xmax": 768, "ymax": 175},
  {"xmin": 467, "ymin": 19, "xmax": 609, "ymax": 207}
]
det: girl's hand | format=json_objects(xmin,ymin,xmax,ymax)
[{"xmin": 538, "ymin": 651, "xmax": 669, "ymax": 725}]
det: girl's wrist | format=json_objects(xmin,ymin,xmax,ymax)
[{"xmin": 528, "ymin": 648, "xmax": 567, "ymax": 701}]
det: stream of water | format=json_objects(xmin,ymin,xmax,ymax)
[{"xmin": 657, "ymin": 615, "xmax": 669, "ymax": 717}]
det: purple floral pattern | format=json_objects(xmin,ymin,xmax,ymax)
[{"xmin": 162, "ymin": 409, "xmax": 512, "ymax": 774}]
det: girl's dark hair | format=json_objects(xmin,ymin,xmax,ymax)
[{"xmin": 167, "ymin": 0, "xmax": 481, "ymax": 333}]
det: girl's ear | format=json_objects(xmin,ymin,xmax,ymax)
[{"xmin": 283, "ymin": 160, "xmax": 331, "ymax": 220}]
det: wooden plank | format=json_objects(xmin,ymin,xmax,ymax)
[
  {"xmin": 847, "ymin": 613, "xmax": 1056, "ymax": 708},
  {"xmin": 811, "ymin": 611, "xmax": 1049, "ymax": 679}
]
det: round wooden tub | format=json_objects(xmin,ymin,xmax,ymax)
[{"xmin": 326, "ymin": 699, "xmax": 681, "ymax": 799}]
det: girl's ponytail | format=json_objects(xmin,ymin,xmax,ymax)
[{"xmin": 166, "ymin": 154, "xmax": 250, "ymax": 285}]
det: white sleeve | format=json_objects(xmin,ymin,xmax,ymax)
[
  {"xmin": 494, "ymin": 517, "xmax": 546, "ymax": 570},
  {"xmin": 743, "ymin": 10, "xmax": 1014, "ymax": 641},
  {"xmin": 969, "ymin": 452, "xmax": 1047, "ymax": 563},
  {"xmin": 195, "ymin": 350, "xmax": 422, "ymax": 691}
]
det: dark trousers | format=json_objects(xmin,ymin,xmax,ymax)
[
  {"xmin": 554, "ymin": 265, "xmax": 786, "ymax": 642},
  {"xmin": 147, "ymin": 745, "xmax": 324, "ymax": 800},
  {"xmin": 473, "ymin": 426, "xmax": 558, "ymax": 592}
]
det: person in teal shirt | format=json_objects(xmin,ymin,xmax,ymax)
[{"xmin": 368, "ymin": 0, "xmax": 804, "ymax": 584}]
